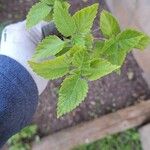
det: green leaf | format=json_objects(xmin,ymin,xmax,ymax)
[
  {"xmin": 83, "ymin": 59, "xmax": 119, "ymax": 81},
  {"xmin": 120, "ymin": 30, "xmax": 150, "ymax": 50},
  {"xmin": 100, "ymin": 10, "xmax": 121, "ymax": 38},
  {"xmin": 102, "ymin": 38, "xmax": 126, "ymax": 66},
  {"xmin": 72, "ymin": 49, "xmax": 90, "ymax": 70},
  {"xmin": 117, "ymin": 29, "xmax": 144, "ymax": 51},
  {"xmin": 104, "ymin": 41, "xmax": 127, "ymax": 66},
  {"xmin": 101, "ymin": 30, "xmax": 144, "ymax": 66},
  {"xmin": 85, "ymin": 33, "xmax": 94, "ymax": 49},
  {"xmin": 63, "ymin": 1, "xmax": 71, "ymax": 9},
  {"xmin": 56, "ymin": 47, "xmax": 70, "ymax": 57},
  {"xmin": 136, "ymin": 35, "xmax": 150, "ymax": 50},
  {"xmin": 73, "ymin": 3, "xmax": 99, "ymax": 34},
  {"xmin": 101, "ymin": 37, "xmax": 116, "ymax": 54},
  {"xmin": 57, "ymin": 75, "xmax": 88, "ymax": 117},
  {"xmin": 26, "ymin": 2, "xmax": 52, "ymax": 28},
  {"xmin": 54, "ymin": 0, "xmax": 76, "ymax": 37},
  {"xmin": 69, "ymin": 45, "xmax": 83, "ymax": 57},
  {"xmin": 72, "ymin": 34, "xmax": 86, "ymax": 47},
  {"xmin": 100, "ymin": 39, "xmax": 128, "ymax": 66},
  {"xmin": 28, "ymin": 56, "xmax": 70, "ymax": 79},
  {"xmin": 32, "ymin": 35, "xmax": 65, "ymax": 61},
  {"xmin": 43, "ymin": 11, "xmax": 53, "ymax": 21},
  {"xmin": 72, "ymin": 33, "xmax": 94, "ymax": 48},
  {"xmin": 40, "ymin": 0, "xmax": 55, "ymax": 5},
  {"xmin": 92, "ymin": 40, "xmax": 104, "ymax": 58}
]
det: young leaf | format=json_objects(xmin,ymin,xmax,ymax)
[
  {"xmin": 41, "ymin": 0, "xmax": 55, "ymax": 5},
  {"xmin": 56, "ymin": 47, "xmax": 70, "ymax": 57},
  {"xmin": 69, "ymin": 45, "xmax": 83, "ymax": 57},
  {"xmin": 72, "ymin": 34, "xmax": 86, "ymax": 47},
  {"xmin": 101, "ymin": 30, "xmax": 144, "ymax": 66},
  {"xmin": 136, "ymin": 35, "xmax": 150, "ymax": 50},
  {"xmin": 72, "ymin": 50, "xmax": 90, "ymax": 70},
  {"xmin": 83, "ymin": 59, "xmax": 119, "ymax": 81},
  {"xmin": 73, "ymin": 3, "xmax": 99, "ymax": 34},
  {"xmin": 100, "ymin": 10, "xmax": 121, "ymax": 38},
  {"xmin": 43, "ymin": 11, "xmax": 53, "ymax": 21},
  {"xmin": 101, "ymin": 38, "xmax": 116, "ymax": 53},
  {"xmin": 26, "ymin": 2, "xmax": 52, "ymax": 29},
  {"xmin": 104, "ymin": 42, "xmax": 127, "ymax": 66},
  {"xmin": 57, "ymin": 75, "xmax": 88, "ymax": 117},
  {"xmin": 72, "ymin": 33, "xmax": 94, "ymax": 48},
  {"xmin": 119, "ymin": 29, "xmax": 150, "ymax": 50},
  {"xmin": 62, "ymin": 1, "xmax": 71, "ymax": 9},
  {"xmin": 85, "ymin": 33, "xmax": 94, "ymax": 49},
  {"xmin": 92, "ymin": 40, "xmax": 104, "ymax": 58},
  {"xmin": 117, "ymin": 29, "xmax": 144, "ymax": 51},
  {"xmin": 53, "ymin": 0, "xmax": 75, "ymax": 37},
  {"xmin": 32, "ymin": 35, "xmax": 65, "ymax": 61},
  {"xmin": 28, "ymin": 56, "xmax": 70, "ymax": 79}
]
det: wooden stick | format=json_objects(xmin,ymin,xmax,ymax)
[{"xmin": 32, "ymin": 100, "xmax": 150, "ymax": 150}]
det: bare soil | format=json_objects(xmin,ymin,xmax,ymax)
[{"xmin": 0, "ymin": 0, "xmax": 150, "ymax": 136}]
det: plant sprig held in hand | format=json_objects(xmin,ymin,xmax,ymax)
[{"xmin": 27, "ymin": 0, "xmax": 150, "ymax": 117}]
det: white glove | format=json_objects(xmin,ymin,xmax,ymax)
[{"xmin": 0, "ymin": 21, "xmax": 49, "ymax": 95}]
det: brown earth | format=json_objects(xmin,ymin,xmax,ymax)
[{"xmin": 0, "ymin": 0, "xmax": 150, "ymax": 136}]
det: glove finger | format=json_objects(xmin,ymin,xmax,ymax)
[{"xmin": 1, "ymin": 21, "xmax": 26, "ymax": 44}]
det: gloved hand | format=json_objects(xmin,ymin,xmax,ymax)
[
  {"xmin": 0, "ymin": 21, "xmax": 57, "ymax": 148},
  {"xmin": 0, "ymin": 21, "xmax": 49, "ymax": 95}
]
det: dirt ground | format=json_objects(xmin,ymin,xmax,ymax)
[{"xmin": 0, "ymin": 0, "xmax": 150, "ymax": 136}]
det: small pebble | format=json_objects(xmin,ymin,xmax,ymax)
[{"xmin": 127, "ymin": 71, "xmax": 134, "ymax": 80}]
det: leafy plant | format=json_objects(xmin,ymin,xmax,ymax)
[
  {"xmin": 72, "ymin": 128, "xmax": 142, "ymax": 150},
  {"xmin": 7, "ymin": 125, "xmax": 38, "ymax": 150},
  {"xmin": 27, "ymin": 0, "xmax": 150, "ymax": 117}
]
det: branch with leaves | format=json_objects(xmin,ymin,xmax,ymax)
[{"xmin": 26, "ymin": 0, "xmax": 150, "ymax": 117}]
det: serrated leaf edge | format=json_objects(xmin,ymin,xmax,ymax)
[{"xmin": 57, "ymin": 76, "xmax": 88, "ymax": 117}]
